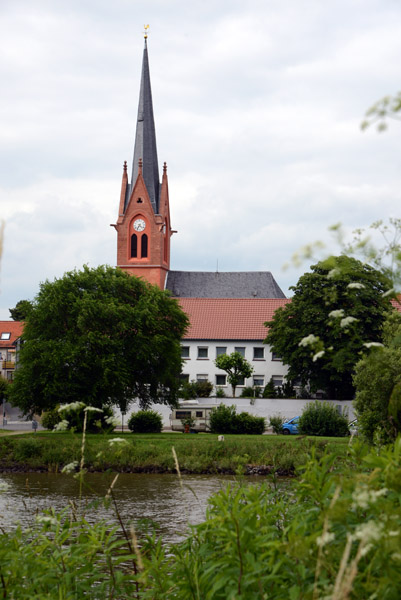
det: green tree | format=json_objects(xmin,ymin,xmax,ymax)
[
  {"xmin": 9, "ymin": 265, "xmax": 188, "ymax": 416},
  {"xmin": 353, "ymin": 310, "xmax": 401, "ymax": 443},
  {"xmin": 265, "ymin": 256, "xmax": 391, "ymax": 399},
  {"xmin": 9, "ymin": 299, "xmax": 33, "ymax": 321},
  {"xmin": 214, "ymin": 351, "xmax": 253, "ymax": 398}
]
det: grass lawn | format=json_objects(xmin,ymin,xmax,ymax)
[{"xmin": 0, "ymin": 430, "xmax": 362, "ymax": 475}]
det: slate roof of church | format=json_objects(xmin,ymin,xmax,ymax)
[
  {"xmin": 177, "ymin": 298, "xmax": 290, "ymax": 340},
  {"xmin": 166, "ymin": 271, "xmax": 286, "ymax": 299},
  {"xmin": 126, "ymin": 38, "xmax": 160, "ymax": 214}
]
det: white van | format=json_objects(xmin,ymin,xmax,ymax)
[{"xmin": 170, "ymin": 401, "xmax": 216, "ymax": 432}]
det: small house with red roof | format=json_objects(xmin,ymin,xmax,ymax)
[
  {"xmin": 0, "ymin": 321, "xmax": 23, "ymax": 382},
  {"xmin": 112, "ymin": 39, "xmax": 290, "ymax": 395}
]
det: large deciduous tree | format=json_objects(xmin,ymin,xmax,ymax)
[
  {"xmin": 215, "ymin": 352, "xmax": 253, "ymax": 398},
  {"xmin": 264, "ymin": 256, "xmax": 391, "ymax": 399},
  {"xmin": 9, "ymin": 265, "xmax": 188, "ymax": 415}
]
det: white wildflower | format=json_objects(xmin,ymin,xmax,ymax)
[
  {"xmin": 354, "ymin": 520, "xmax": 383, "ymax": 544},
  {"xmin": 316, "ymin": 531, "xmax": 335, "ymax": 547},
  {"xmin": 352, "ymin": 485, "xmax": 387, "ymax": 509},
  {"xmin": 53, "ymin": 420, "xmax": 69, "ymax": 431},
  {"xmin": 84, "ymin": 406, "xmax": 103, "ymax": 414},
  {"xmin": 347, "ymin": 282, "xmax": 365, "ymax": 289},
  {"xmin": 392, "ymin": 553, "xmax": 401, "ymax": 561},
  {"xmin": 58, "ymin": 401, "xmax": 85, "ymax": 413},
  {"xmin": 105, "ymin": 415, "xmax": 119, "ymax": 426},
  {"xmin": 340, "ymin": 316, "xmax": 358, "ymax": 328},
  {"xmin": 364, "ymin": 342, "xmax": 384, "ymax": 349},
  {"xmin": 299, "ymin": 334, "xmax": 319, "ymax": 347},
  {"xmin": 327, "ymin": 268, "xmax": 340, "ymax": 279},
  {"xmin": 36, "ymin": 515, "xmax": 58, "ymax": 526},
  {"xmin": 360, "ymin": 543, "xmax": 374, "ymax": 558},
  {"xmin": 388, "ymin": 531, "xmax": 399, "ymax": 537},
  {"xmin": 61, "ymin": 461, "xmax": 79, "ymax": 474},
  {"xmin": 313, "ymin": 351, "xmax": 325, "ymax": 362},
  {"xmin": 0, "ymin": 481, "xmax": 10, "ymax": 492},
  {"xmin": 108, "ymin": 438, "xmax": 128, "ymax": 446},
  {"xmin": 329, "ymin": 309, "xmax": 345, "ymax": 319}
]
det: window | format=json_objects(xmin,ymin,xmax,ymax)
[
  {"xmin": 141, "ymin": 234, "xmax": 148, "ymax": 258},
  {"xmin": 272, "ymin": 375, "xmax": 283, "ymax": 388},
  {"xmin": 237, "ymin": 376, "xmax": 245, "ymax": 386},
  {"xmin": 1, "ymin": 332, "xmax": 11, "ymax": 340},
  {"xmin": 130, "ymin": 234, "xmax": 137, "ymax": 258},
  {"xmin": 216, "ymin": 346, "xmax": 227, "ymax": 357},
  {"xmin": 179, "ymin": 373, "xmax": 189, "ymax": 382},
  {"xmin": 197, "ymin": 347, "xmax": 208, "ymax": 359},
  {"xmin": 234, "ymin": 347, "xmax": 245, "ymax": 357},
  {"xmin": 196, "ymin": 374, "xmax": 208, "ymax": 381},
  {"xmin": 253, "ymin": 347, "xmax": 264, "ymax": 360},
  {"xmin": 176, "ymin": 411, "xmax": 191, "ymax": 419},
  {"xmin": 215, "ymin": 374, "xmax": 227, "ymax": 386},
  {"xmin": 196, "ymin": 411, "xmax": 203, "ymax": 418},
  {"xmin": 181, "ymin": 346, "xmax": 190, "ymax": 359},
  {"xmin": 272, "ymin": 352, "xmax": 282, "ymax": 361},
  {"xmin": 253, "ymin": 376, "xmax": 264, "ymax": 387}
]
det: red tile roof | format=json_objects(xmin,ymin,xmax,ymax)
[
  {"xmin": 0, "ymin": 321, "xmax": 24, "ymax": 348},
  {"xmin": 178, "ymin": 298, "xmax": 290, "ymax": 340}
]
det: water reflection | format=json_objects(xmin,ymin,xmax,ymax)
[{"xmin": 0, "ymin": 472, "xmax": 242, "ymax": 544}]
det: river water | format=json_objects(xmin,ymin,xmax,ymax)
[{"xmin": 0, "ymin": 472, "xmax": 245, "ymax": 544}]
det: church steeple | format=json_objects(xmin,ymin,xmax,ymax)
[
  {"xmin": 113, "ymin": 34, "xmax": 172, "ymax": 290},
  {"xmin": 128, "ymin": 37, "xmax": 160, "ymax": 214}
]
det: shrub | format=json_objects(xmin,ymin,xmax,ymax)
[
  {"xmin": 195, "ymin": 380, "xmax": 213, "ymax": 398},
  {"xmin": 209, "ymin": 404, "xmax": 237, "ymax": 434},
  {"xmin": 41, "ymin": 407, "xmax": 62, "ymax": 430},
  {"xmin": 234, "ymin": 412, "xmax": 265, "ymax": 434},
  {"xmin": 215, "ymin": 387, "xmax": 226, "ymax": 398},
  {"xmin": 209, "ymin": 404, "xmax": 265, "ymax": 434},
  {"xmin": 179, "ymin": 380, "xmax": 212, "ymax": 399},
  {"xmin": 298, "ymin": 401, "xmax": 349, "ymax": 437},
  {"xmin": 128, "ymin": 410, "xmax": 163, "ymax": 433},
  {"xmin": 179, "ymin": 381, "xmax": 197, "ymax": 400},
  {"xmin": 58, "ymin": 403, "xmax": 115, "ymax": 433},
  {"xmin": 269, "ymin": 414, "xmax": 284, "ymax": 434},
  {"xmin": 263, "ymin": 378, "xmax": 277, "ymax": 398},
  {"xmin": 240, "ymin": 386, "xmax": 262, "ymax": 398}
]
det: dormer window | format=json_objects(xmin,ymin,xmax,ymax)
[{"xmin": 1, "ymin": 332, "xmax": 11, "ymax": 340}]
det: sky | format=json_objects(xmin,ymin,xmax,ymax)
[{"xmin": 1, "ymin": 0, "xmax": 401, "ymax": 320}]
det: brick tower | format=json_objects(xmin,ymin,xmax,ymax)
[{"xmin": 113, "ymin": 37, "xmax": 171, "ymax": 289}]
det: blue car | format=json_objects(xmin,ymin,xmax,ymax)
[{"xmin": 282, "ymin": 416, "xmax": 300, "ymax": 435}]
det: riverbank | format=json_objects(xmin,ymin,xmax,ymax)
[{"xmin": 0, "ymin": 431, "xmax": 358, "ymax": 475}]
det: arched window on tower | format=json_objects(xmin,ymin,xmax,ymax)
[
  {"xmin": 131, "ymin": 234, "xmax": 138, "ymax": 258},
  {"xmin": 141, "ymin": 234, "xmax": 148, "ymax": 258}
]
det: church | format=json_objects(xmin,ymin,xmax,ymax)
[{"xmin": 112, "ymin": 36, "xmax": 289, "ymax": 395}]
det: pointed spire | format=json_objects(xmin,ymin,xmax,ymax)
[{"xmin": 129, "ymin": 37, "xmax": 160, "ymax": 213}]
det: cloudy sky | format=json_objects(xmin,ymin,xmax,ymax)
[{"xmin": 1, "ymin": 0, "xmax": 401, "ymax": 319}]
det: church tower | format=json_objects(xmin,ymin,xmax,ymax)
[{"xmin": 113, "ymin": 35, "xmax": 171, "ymax": 289}]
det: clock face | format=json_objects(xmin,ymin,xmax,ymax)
[{"xmin": 133, "ymin": 218, "xmax": 146, "ymax": 232}]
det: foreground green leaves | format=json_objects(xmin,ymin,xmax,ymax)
[{"xmin": 1, "ymin": 438, "xmax": 401, "ymax": 598}]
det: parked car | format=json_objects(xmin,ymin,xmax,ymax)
[{"xmin": 282, "ymin": 416, "xmax": 300, "ymax": 435}]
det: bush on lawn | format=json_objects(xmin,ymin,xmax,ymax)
[
  {"xmin": 128, "ymin": 410, "xmax": 163, "ymax": 433},
  {"xmin": 269, "ymin": 414, "xmax": 284, "ymax": 435},
  {"xmin": 298, "ymin": 401, "xmax": 349, "ymax": 437},
  {"xmin": 41, "ymin": 407, "xmax": 62, "ymax": 430},
  {"xmin": 209, "ymin": 404, "xmax": 265, "ymax": 434}
]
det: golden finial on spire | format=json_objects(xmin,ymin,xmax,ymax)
[{"xmin": 143, "ymin": 24, "xmax": 150, "ymax": 39}]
